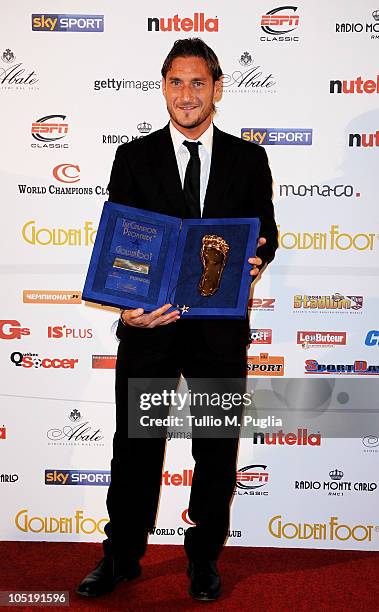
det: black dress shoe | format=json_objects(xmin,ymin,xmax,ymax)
[
  {"xmin": 188, "ymin": 560, "xmax": 222, "ymax": 601},
  {"xmin": 76, "ymin": 556, "xmax": 141, "ymax": 597}
]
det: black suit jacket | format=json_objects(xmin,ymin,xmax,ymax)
[{"xmin": 108, "ymin": 123, "xmax": 278, "ymax": 356}]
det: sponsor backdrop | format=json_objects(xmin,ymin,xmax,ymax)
[{"xmin": 1, "ymin": 0, "xmax": 379, "ymax": 550}]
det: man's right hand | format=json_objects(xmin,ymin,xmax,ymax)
[{"xmin": 120, "ymin": 304, "xmax": 180, "ymax": 328}]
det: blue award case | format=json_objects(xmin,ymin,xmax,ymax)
[{"xmin": 83, "ymin": 201, "xmax": 260, "ymax": 320}]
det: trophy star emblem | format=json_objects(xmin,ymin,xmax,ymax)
[{"xmin": 177, "ymin": 304, "xmax": 190, "ymax": 313}]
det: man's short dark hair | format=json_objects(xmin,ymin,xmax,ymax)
[{"xmin": 161, "ymin": 38, "xmax": 223, "ymax": 82}]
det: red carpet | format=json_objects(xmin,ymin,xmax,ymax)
[{"xmin": 1, "ymin": 542, "xmax": 378, "ymax": 611}]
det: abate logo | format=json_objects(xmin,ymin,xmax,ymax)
[
  {"xmin": 52, "ymin": 164, "xmax": 80, "ymax": 183},
  {"xmin": 0, "ymin": 49, "xmax": 39, "ymax": 89},
  {"xmin": 0, "ymin": 320, "xmax": 30, "ymax": 340},
  {"xmin": 222, "ymin": 52, "xmax": 276, "ymax": 94},
  {"xmin": 147, "ymin": 13, "xmax": 218, "ymax": 32},
  {"xmin": 32, "ymin": 14, "xmax": 104, "ymax": 32},
  {"xmin": 47, "ymin": 411, "xmax": 104, "ymax": 447},
  {"xmin": 241, "ymin": 128, "xmax": 312, "ymax": 145}
]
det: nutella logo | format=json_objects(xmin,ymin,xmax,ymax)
[{"xmin": 147, "ymin": 13, "xmax": 219, "ymax": 32}]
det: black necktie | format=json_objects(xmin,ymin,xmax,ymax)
[{"xmin": 182, "ymin": 140, "xmax": 201, "ymax": 218}]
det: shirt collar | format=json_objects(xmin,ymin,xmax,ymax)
[{"xmin": 169, "ymin": 121, "xmax": 213, "ymax": 155}]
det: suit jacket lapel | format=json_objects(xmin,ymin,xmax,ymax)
[
  {"xmin": 203, "ymin": 125, "xmax": 239, "ymax": 218},
  {"xmin": 148, "ymin": 123, "xmax": 187, "ymax": 218}
]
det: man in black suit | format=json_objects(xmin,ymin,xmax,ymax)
[{"xmin": 78, "ymin": 38, "xmax": 278, "ymax": 601}]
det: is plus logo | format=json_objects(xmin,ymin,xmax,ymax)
[{"xmin": 0, "ymin": 320, "xmax": 30, "ymax": 340}]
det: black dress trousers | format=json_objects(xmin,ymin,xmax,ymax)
[{"xmin": 103, "ymin": 319, "xmax": 247, "ymax": 563}]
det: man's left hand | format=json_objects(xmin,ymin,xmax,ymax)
[{"xmin": 248, "ymin": 237, "xmax": 266, "ymax": 277}]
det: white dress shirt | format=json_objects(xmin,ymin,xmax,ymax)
[{"xmin": 169, "ymin": 121, "xmax": 213, "ymax": 216}]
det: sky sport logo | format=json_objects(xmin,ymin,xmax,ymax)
[
  {"xmin": 241, "ymin": 128, "xmax": 312, "ymax": 145},
  {"xmin": 32, "ymin": 14, "xmax": 104, "ymax": 32}
]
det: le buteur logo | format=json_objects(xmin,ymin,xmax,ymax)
[
  {"xmin": 305, "ymin": 359, "xmax": 379, "ymax": 375},
  {"xmin": 297, "ymin": 331, "xmax": 347, "ymax": 348},
  {"xmin": 278, "ymin": 225, "xmax": 378, "ymax": 251},
  {"xmin": 147, "ymin": 13, "xmax": 218, "ymax": 32},
  {"xmin": 32, "ymin": 14, "xmax": 104, "ymax": 32}
]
